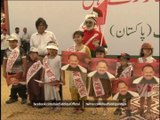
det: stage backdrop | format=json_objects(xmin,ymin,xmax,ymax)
[{"xmin": 7, "ymin": 0, "xmax": 159, "ymax": 56}]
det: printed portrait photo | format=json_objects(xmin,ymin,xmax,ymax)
[
  {"xmin": 61, "ymin": 51, "xmax": 88, "ymax": 72},
  {"xmin": 132, "ymin": 63, "xmax": 159, "ymax": 84},
  {"xmin": 112, "ymin": 79, "xmax": 139, "ymax": 100},
  {"xmin": 88, "ymin": 58, "xmax": 117, "ymax": 78},
  {"xmin": 112, "ymin": 78, "xmax": 137, "ymax": 97}
]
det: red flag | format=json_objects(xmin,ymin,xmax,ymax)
[{"xmin": 93, "ymin": 0, "xmax": 108, "ymax": 25}]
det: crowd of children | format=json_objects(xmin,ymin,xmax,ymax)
[{"xmin": 2, "ymin": 16, "xmax": 159, "ymax": 118}]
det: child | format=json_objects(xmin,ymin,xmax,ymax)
[
  {"xmin": 61, "ymin": 53, "xmax": 87, "ymax": 114},
  {"xmin": 114, "ymin": 53, "xmax": 133, "ymax": 116},
  {"xmin": 95, "ymin": 46, "xmax": 106, "ymax": 58},
  {"xmin": 133, "ymin": 64, "xmax": 159, "ymax": 116},
  {"xmin": 88, "ymin": 60, "xmax": 115, "ymax": 116},
  {"xmin": 137, "ymin": 42, "xmax": 157, "ymax": 116},
  {"xmin": 26, "ymin": 47, "xmax": 44, "ymax": 106},
  {"xmin": 115, "ymin": 53, "xmax": 133, "ymax": 79},
  {"xmin": 68, "ymin": 30, "xmax": 91, "ymax": 58},
  {"xmin": 3, "ymin": 34, "xmax": 27, "ymax": 104},
  {"xmin": 113, "ymin": 81, "xmax": 139, "ymax": 116},
  {"xmin": 43, "ymin": 42, "xmax": 61, "ymax": 112},
  {"xmin": 62, "ymin": 30, "xmax": 89, "ymax": 114},
  {"xmin": 138, "ymin": 42, "xmax": 156, "ymax": 63}
]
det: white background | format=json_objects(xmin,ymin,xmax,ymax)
[{"xmin": 8, "ymin": 0, "xmax": 159, "ymax": 56}]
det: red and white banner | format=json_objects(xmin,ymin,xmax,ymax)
[
  {"xmin": 6, "ymin": 47, "xmax": 20, "ymax": 72},
  {"xmin": 92, "ymin": 77, "xmax": 105, "ymax": 97},
  {"xmin": 43, "ymin": 56, "xmax": 56, "ymax": 82},
  {"xmin": 72, "ymin": 71, "xmax": 88, "ymax": 98},
  {"xmin": 26, "ymin": 60, "xmax": 42, "ymax": 84}
]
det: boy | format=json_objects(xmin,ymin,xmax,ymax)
[
  {"xmin": 3, "ymin": 34, "xmax": 27, "ymax": 104},
  {"xmin": 114, "ymin": 53, "xmax": 133, "ymax": 115},
  {"xmin": 113, "ymin": 81, "xmax": 139, "ymax": 116},
  {"xmin": 26, "ymin": 47, "xmax": 44, "ymax": 106},
  {"xmin": 61, "ymin": 53, "xmax": 88, "ymax": 114},
  {"xmin": 133, "ymin": 64, "xmax": 159, "ymax": 116},
  {"xmin": 43, "ymin": 42, "xmax": 61, "ymax": 112},
  {"xmin": 95, "ymin": 46, "xmax": 106, "ymax": 58},
  {"xmin": 116, "ymin": 53, "xmax": 133, "ymax": 78},
  {"xmin": 88, "ymin": 60, "xmax": 115, "ymax": 116}
]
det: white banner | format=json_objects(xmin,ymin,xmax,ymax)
[{"xmin": 8, "ymin": 0, "xmax": 159, "ymax": 56}]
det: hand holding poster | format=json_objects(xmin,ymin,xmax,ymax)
[{"xmin": 61, "ymin": 51, "xmax": 88, "ymax": 98}]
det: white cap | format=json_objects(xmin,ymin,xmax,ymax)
[
  {"xmin": 7, "ymin": 34, "xmax": 19, "ymax": 41},
  {"xmin": 29, "ymin": 47, "xmax": 38, "ymax": 53},
  {"xmin": 85, "ymin": 13, "xmax": 96, "ymax": 20},
  {"xmin": 46, "ymin": 43, "xmax": 59, "ymax": 50}
]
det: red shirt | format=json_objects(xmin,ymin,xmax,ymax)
[{"xmin": 82, "ymin": 29, "xmax": 107, "ymax": 51}]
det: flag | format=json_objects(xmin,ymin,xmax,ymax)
[{"xmin": 93, "ymin": 0, "xmax": 108, "ymax": 25}]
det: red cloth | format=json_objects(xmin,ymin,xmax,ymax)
[{"xmin": 82, "ymin": 29, "xmax": 107, "ymax": 51}]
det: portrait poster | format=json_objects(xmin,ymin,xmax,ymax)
[
  {"xmin": 61, "ymin": 51, "xmax": 88, "ymax": 72},
  {"xmin": 112, "ymin": 78, "xmax": 137, "ymax": 95},
  {"xmin": 132, "ymin": 62, "xmax": 159, "ymax": 84},
  {"xmin": 88, "ymin": 58, "xmax": 117, "ymax": 76}
]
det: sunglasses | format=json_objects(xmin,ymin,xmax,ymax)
[{"xmin": 85, "ymin": 21, "xmax": 93, "ymax": 24}]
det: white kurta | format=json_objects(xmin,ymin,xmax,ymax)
[{"xmin": 44, "ymin": 55, "xmax": 61, "ymax": 101}]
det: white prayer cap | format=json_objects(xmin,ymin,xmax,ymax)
[
  {"xmin": 7, "ymin": 34, "xmax": 19, "ymax": 41},
  {"xmin": 46, "ymin": 43, "xmax": 59, "ymax": 50},
  {"xmin": 29, "ymin": 47, "xmax": 38, "ymax": 53}
]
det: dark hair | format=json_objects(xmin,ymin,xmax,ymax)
[
  {"xmin": 142, "ymin": 64, "xmax": 154, "ymax": 71},
  {"xmin": 68, "ymin": 53, "xmax": 79, "ymax": 60},
  {"xmin": 15, "ymin": 27, "xmax": 19, "ymax": 30},
  {"xmin": 117, "ymin": 53, "xmax": 130, "ymax": 61},
  {"xmin": 95, "ymin": 46, "xmax": 105, "ymax": 54},
  {"xmin": 35, "ymin": 17, "xmax": 48, "ymax": 29},
  {"xmin": 117, "ymin": 80, "xmax": 128, "ymax": 87},
  {"xmin": 139, "ymin": 48, "xmax": 153, "ymax": 57},
  {"xmin": 73, "ymin": 30, "xmax": 84, "ymax": 39},
  {"xmin": 96, "ymin": 60, "xmax": 108, "ymax": 66}
]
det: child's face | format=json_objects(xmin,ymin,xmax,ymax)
[
  {"xmin": 29, "ymin": 52, "xmax": 38, "ymax": 60},
  {"xmin": 97, "ymin": 62, "xmax": 108, "ymax": 75},
  {"xmin": 74, "ymin": 34, "xmax": 83, "ymax": 44},
  {"xmin": 143, "ymin": 48, "xmax": 152, "ymax": 56},
  {"xmin": 85, "ymin": 20, "xmax": 95, "ymax": 30},
  {"xmin": 68, "ymin": 55, "xmax": 79, "ymax": 68},
  {"xmin": 142, "ymin": 66, "xmax": 154, "ymax": 80},
  {"xmin": 96, "ymin": 52, "xmax": 105, "ymax": 58},
  {"xmin": 118, "ymin": 82, "xmax": 128, "ymax": 95},
  {"xmin": 47, "ymin": 49, "xmax": 57, "ymax": 56},
  {"xmin": 120, "ymin": 59, "xmax": 128, "ymax": 66},
  {"xmin": 9, "ymin": 40, "xmax": 18, "ymax": 49}
]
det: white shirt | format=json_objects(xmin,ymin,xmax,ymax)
[
  {"xmin": 11, "ymin": 33, "xmax": 21, "ymax": 46},
  {"xmin": 30, "ymin": 31, "xmax": 58, "ymax": 56},
  {"xmin": 44, "ymin": 55, "xmax": 61, "ymax": 101},
  {"xmin": 21, "ymin": 33, "xmax": 30, "ymax": 42},
  {"xmin": 1, "ymin": 33, "xmax": 9, "ymax": 50},
  {"xmin": 138, "ymin": 56, "xmax": 156, "ymax": 63}
]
